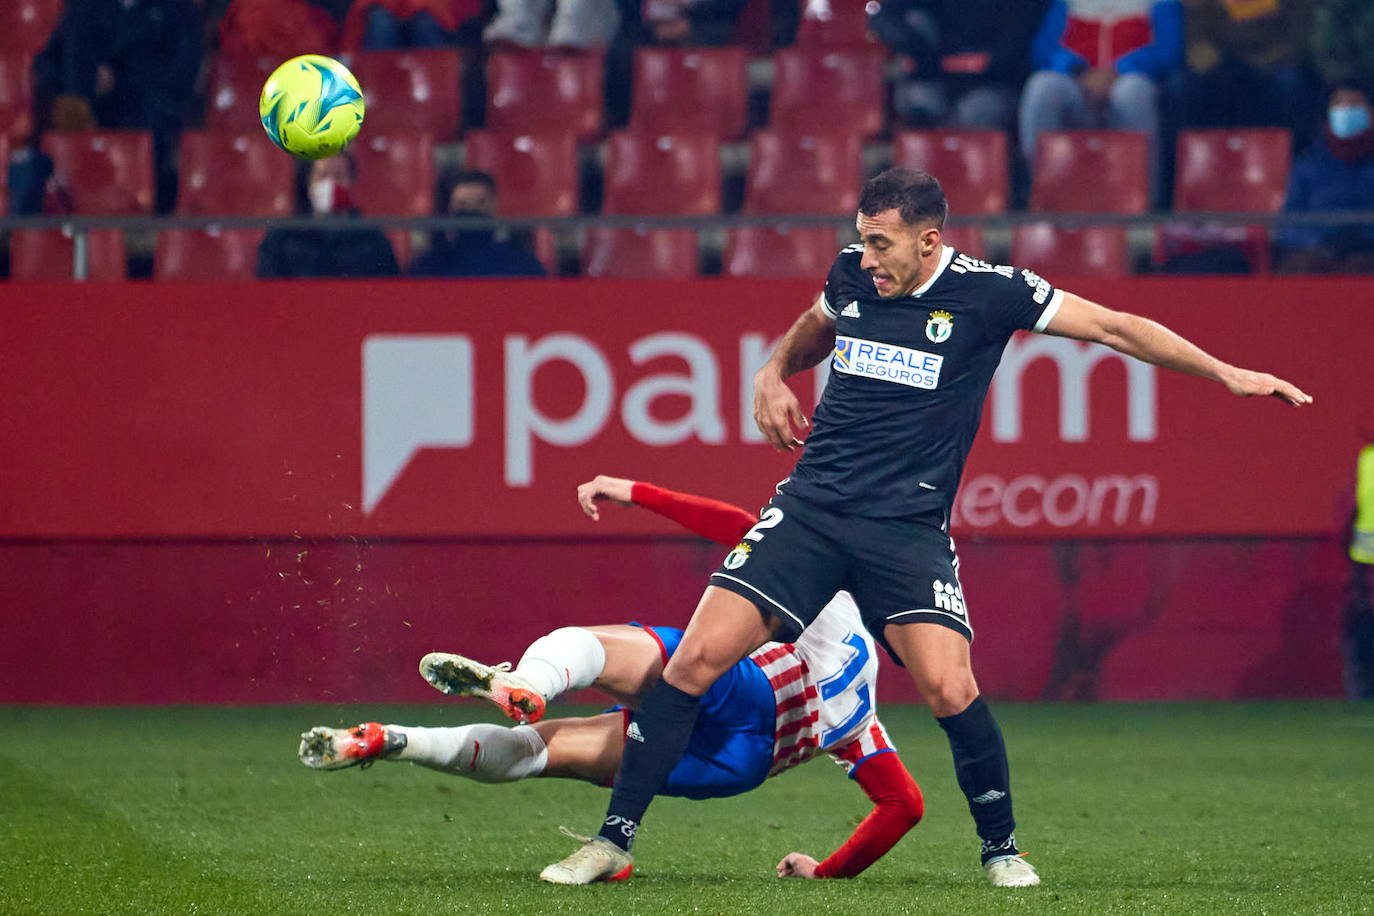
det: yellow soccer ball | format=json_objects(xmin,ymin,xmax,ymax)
[{"xmin": 259, "ymin": 55, "xmax": 365, "ymax": 160}]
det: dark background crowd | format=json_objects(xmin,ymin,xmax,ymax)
[{"xmin": 3, "ymin": 0, "xmax": 1372, "ymax": 280}]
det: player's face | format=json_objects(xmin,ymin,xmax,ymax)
[{"xmin": 856, "ymin": 209, "xmax": 941, "ymax": 299}]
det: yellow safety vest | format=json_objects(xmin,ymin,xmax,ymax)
[{"xmin": 1354, "ymin": 446, "xmax": 1374, "ymax": 565}]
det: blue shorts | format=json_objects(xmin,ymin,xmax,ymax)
[{"xmin": 624, "ymin": 625, "xmax": 776, "ymax": 800}]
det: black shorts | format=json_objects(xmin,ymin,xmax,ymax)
[{"xmin": 709, "ymin": 491, "xmax": 972, "ymax": 663}]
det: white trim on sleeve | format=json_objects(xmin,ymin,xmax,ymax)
[
  {"xmin": 819, "ymin": 291, "xmax": 839, "ymax": 319},
  {"xmin": 1032, "ymin": 288, "xmax": 1065, "ymax": 333}
]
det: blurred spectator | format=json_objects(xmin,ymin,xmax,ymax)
[
  {"xmin": 217, "ymin": 0, "xmax": 341, "ymax": 58},
  {"xmin": 1018, "ymin": 0, "xmax": 1184, "ymax": 197},
  {"xmin": 6, "ymin": 136, "xmax": 57, "ymax": 216},
  {"xmin": 1172, "ymin": 0, "xmax": 1318, "ymax": 145},
  {"xmin": 867, "ymin": 0, "xmax": 1047, "ymax": 130},
  {"xmin": 641, "ymin": 0, "xmax": 747, "ymax": 45},
  {"xmin": 1310, "ymin": 0, "xmax": 1374, "ymax": 91},
  {"xmin": 410, "ymin": 169, "xmax": 546, "ymax": 277},
  {"xmin": 340, "ymin": 0, "xmax": 486, "ymax": 49},
  {"xmin": 483, "ymin": 0, "xmax": 622, "ymax": 48},
  {"xmin": 257, "ymin": 153, "xmax": 401, "ymax": 279},
  {"xmin": 32, "ymin": 0, "xmax": 203, "ymax": 213},
  {"xmin": 1274, "ymin": 81, "xmax": 1374, "ymax": 274}
]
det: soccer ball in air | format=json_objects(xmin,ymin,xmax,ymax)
[{"xmin": 259, "ymin": 55, "xmax": 365, "ymax": 160}]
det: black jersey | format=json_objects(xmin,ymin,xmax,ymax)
[{"xmin": 780, "ymin": 245, "xmax": 1062, "ymax": 522}]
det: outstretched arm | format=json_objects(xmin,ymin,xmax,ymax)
[
  {"xmin": 576, "ymin": 474, "xmax": 759, "ymax": 545},
  {"xmin": 776, "ymin": 750, "xmax": 925, "ymax": 879},
  {"xmin": 1043, "ymin": 292, "xmax": 1313, "ymax": 406},
  {"xmin": 753, "ymin": 296, "xmax": 837, "ymax": 451}
]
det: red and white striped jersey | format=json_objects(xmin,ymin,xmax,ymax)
[{"xmin": 748, "ymin": 591, "xmax": 894, "ymax": 777}]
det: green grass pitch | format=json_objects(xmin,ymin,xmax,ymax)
[{"xmin": 3, "ymin": 702, "xmax": 1372, "ymax": 915}]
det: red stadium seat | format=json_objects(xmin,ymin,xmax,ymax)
[
  {"xmin": 177, "ymin": 131, "xmax": 295, "ymax": 216},
  {"xmin": 1012, "ymin": 223, "xmax": 1129, "ymax": 277},
  {"xmin": 630, "ymin": 47, "xmax": 748, "ymax": 139},
  {"xmin": 1156, "ymin": 129, "xmax": 1291, "ymax": 273},
  {"xmin": 1174, "ymin": 129, "xmax": 1291, "ymax": 213},
  {"xmin": 10, "ymin": 228, "xmax": 126, "ymax": 281},
  {"xmin": 722, "ymin": 226, "xmax": 837, "ymax": 278},
  {"xmin": 893, "ymin": 130, "xmax": 1009, "ymax": 216},
  {"xmin": 796, "ymin": 1, "xmax": 877, "ymax": 47},
  {"xmin": 603, "ymin": 131, "xmax": 721, "ymax": 215},
  {"xmin": 154, "ymin": 229, "xmax": 266, "ymax": 281},
  {"xmin": 1031, "ymin": 131, "xmax": 1149, "ymax": 213},
  {"xmin": 463, "ymin": 130, "xmax": 579, "ymax": 217},
  {"xmin": 343, "ymin": 50, "xmax": 462, "ymax": 141},
  {"xmin": 0, "ymin": 53, "xmax": 33, "ymax": 142},
  {"xmin": 206, "ymin": 55, "xmax": 279, "ymax": 133},
  {"xmin": 771, "ymin": 46, "xmax": 885, "ymax": 139},
  {"xmin": 940, "ymin": 226, "xmax": 986, "ymax": 259},
  {"xmin": 350, "ymin": 133, "xmax": 435, "ymax": 216},
  {"xmin": 583, "ymin": 227, "xmax": 698, "ymax": 278},
  {"xmin": 0, "ymin": 0, "xmax": 63, "ymax": 57},
  {"xmin": 486, "ymin": 49, "xmax": 604, "ymax": 140},
  {"xmin": 745, "ymin": 129, "xmax": 862, "ymax": 215},
  {"xmin": 43, "ymin": 131, "xmax": 154, "ymax": 214}
]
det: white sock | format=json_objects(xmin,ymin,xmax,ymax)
[
  {"xmin": 389, "ymin": 724, "xmax": 548, "ymax": 783},
  {"xmin": 512, "ymin": 626, "xmax": 606, "ymax": 701}
]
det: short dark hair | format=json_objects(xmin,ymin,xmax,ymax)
[
  {"xmin": 439, "ymin": 168, "xmax": 497, "ymax": 205},
  {"xmin": 858, "ymin": 168, "xmax": 947, "ymax": 228}
]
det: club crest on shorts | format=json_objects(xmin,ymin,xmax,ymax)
[
  {"xmin": 925, "ymin": 310, "xmax": 953, "ymax": 344},
  {"xmin": 723, "ymin": 542, "xmax": 752, "ymax": 570}
]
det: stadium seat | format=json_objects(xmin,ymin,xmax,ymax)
[
  {"xmin": 583, "ymin": 227, "xmax": 698, "ymax": 278},
  {"xmin": 940, "ymin": 226, "xmax": 986, "ymax": 259},
  {"xmin": 796, "ymin": 1, "xmax": 877, "ymax": 46},
  {"xmin": 176, "ymin": 131, "xmax": 295, "ymax": 216},
  {"xmin": 1157, "ymin": 129, "xmax": 1292, "ymax": 273},
  {"xmin": 770, "ymin": 46, "xmax": 885, "ymax": 139},
  {"xmin": 486, "ymin": 49, "xmax": 604, "ymax": 140},
  {"xmin": 603, "ymin": 131, "xmax": 721, "ymax": 216},
  {"xmin": 745, "ymin": 129, "xmax": 862, "ymax": 215},
  {"xmin": 1031, "ymin": 131, "xmax": 1149, "ymax": 213},
  {"xmin": 463, "ymin": 130, "xmax": 579, "ymax": 217},
  {"xmin": 343, "ymin": 50, "xmax": 462, "ymax": 140},
  {"xmin": 10, "ymin": 228, "xmax": 126, "ymax": 281},
  {"xmin": 0, "ymin": 0, "xmax": 63, "ymax": 57},
  {"xmin": 893, "ymin": 130, "xmax": 1009, "ymax": 217},
  {"xmin": 42, "ymin": 131, "xmax": 154, "ymax": 214},
  {"xmin": 0, "ymin": 53, "xmax": 33, "ymax": 142},
  {"xmin": 154, "ymin": 229, "xmax": 265, "ymax": 282},
  {"xmin": 205, "ymin": 55, "xmax": 279, "ymax": 133},
  {"xmin": 350, "ymin": 133, "xmax": 435, "ymax": 216},
  {"xmin": 1174, "ymin": 129, "xmax": 1291, "ymax": 213},
  {"xmin": 630, "ymin": 47, "xmax": 748, "ymax": 139},
  {"xmin": 722, "ymin": 226, "xmax": 837, "ymax": 278},
  {"xmin": 1011, "ymin": 223, "xmax": 1129, "ymax": 277}
]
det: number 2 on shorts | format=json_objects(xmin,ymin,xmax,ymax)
[{"xmin": 742, "ymin": 506, "xmax": 783, "ymax": 542}]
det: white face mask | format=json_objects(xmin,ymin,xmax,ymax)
[{"xmin": 309, "ymin": 178, "xmax": 337, "ymax": 214}]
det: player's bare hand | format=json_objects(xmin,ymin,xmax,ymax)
[
  {"xmin": 776, "ymin": 852, "xmax": 819, "ymax": 878},
  {"xmin": 1222, "ymin": 367, "xmax": 1313, "ymax": 406},
  {"xmin": 753, "ymin": 369, "xmax": 808, "ymax": 451},
  {"xmin": 576, "ymin": 475, "xmax": 636, "ymax": 521}
]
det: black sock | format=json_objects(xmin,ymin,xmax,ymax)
[
  {"xmin": 936, "ymin": 695, "xmax": 1017, "ymax": 861},
  {"xmin": 597, "ymin": 679, "xmax": 701, "ymax": 852}
]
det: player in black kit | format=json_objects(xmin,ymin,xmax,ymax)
[{"xmin": 543, "ymin": 168, "xmax": 1313, "ymax": 887}]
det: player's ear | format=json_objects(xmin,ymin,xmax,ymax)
[{"xmin": 919, "ymin": 226, "xmax": 941, "ymax": 257}]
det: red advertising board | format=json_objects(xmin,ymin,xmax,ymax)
[{"xmin": 1, "ymin": 276, "xmax": 1368, "ymax": 538}]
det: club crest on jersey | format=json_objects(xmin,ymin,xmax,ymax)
[
  {"xmin": 723, "ymin": 542, "xmax": 752, "ymax": 570},
  {"xmin": 925, "ymin": 310, "xmax": 953, "ymax": 343}
]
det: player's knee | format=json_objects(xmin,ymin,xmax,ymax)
[
  {"xmin": 900, "ymin": 782, "xmax": 925, "ymax": 827},
  {"xmin": 661, "ymin": 642, "xmax": 730, "ymax": 695},
  {"xmin": 919, "ymin": 678, "xmax": 979, "ymax": 718}
]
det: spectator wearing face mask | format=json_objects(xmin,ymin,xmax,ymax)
[
  {"xmin": 256, "ymin": 153, "xmax": 401, "ymax": 279},
  {"xmin": 409, "ymin": 170, "xmax": 547, "ymax": 278},
  {"xmin": 1274, "ymin": 81, "xmax": 1374, "ymax": 275}
]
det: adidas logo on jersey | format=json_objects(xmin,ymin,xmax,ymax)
[
  {"xmin": 625, "ymin": 721, "xmax": 645, "ymax": 743},
  {"xmin": 840, "ymin": 302, "xmax": 861, "ymax": 319}
]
